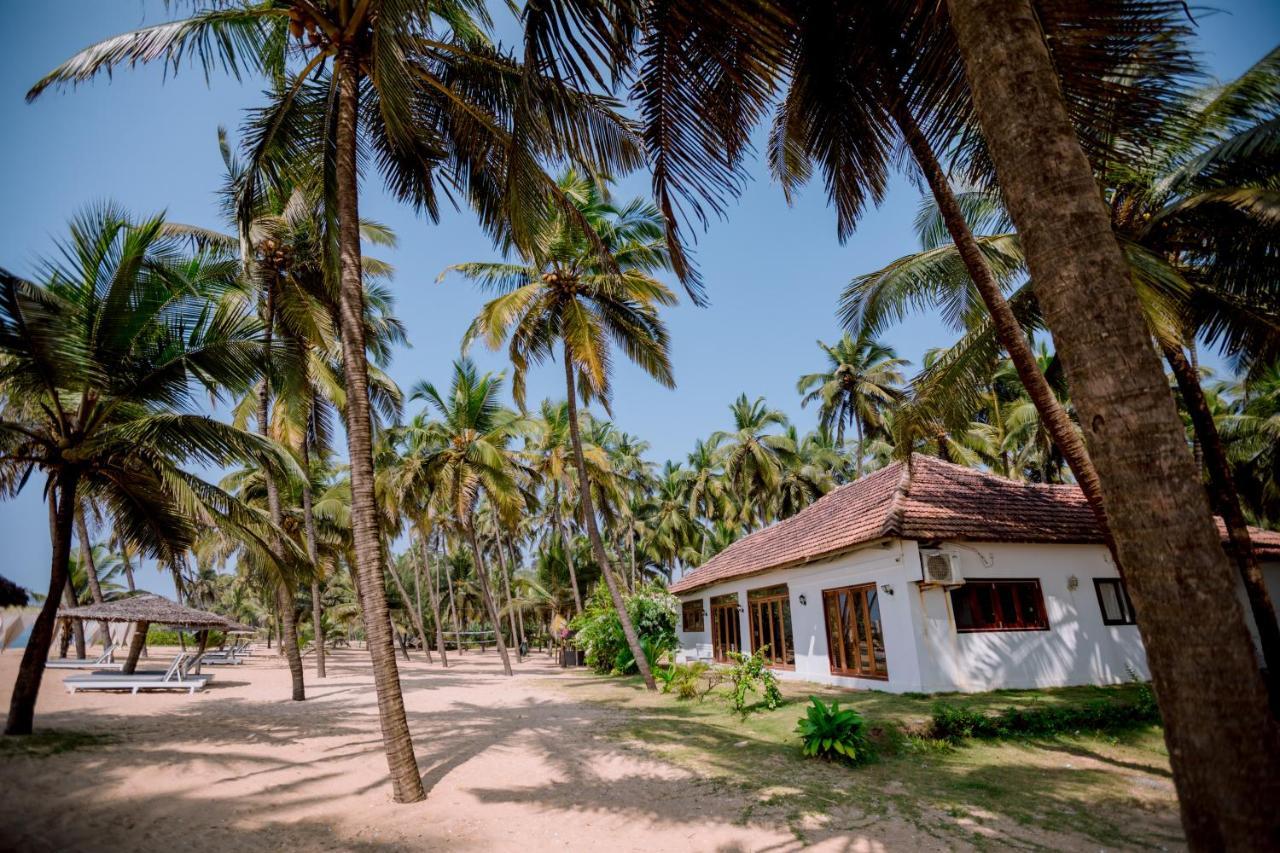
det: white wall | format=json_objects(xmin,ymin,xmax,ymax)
[
  {"xmin": 676, "ymin": 541, "xmax": 917, "ymax": 690},
  {"xmin": 906, "ymin": 542, "xmax": 1148, "ymax": 692},
  {"xmin": 677, "ymin": 539, "xmax": 1152, "ymax": 694}
]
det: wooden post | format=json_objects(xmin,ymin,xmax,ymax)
[{"xmin": 123, "ymin": 621, "xmax": 149, "ymax": 674}]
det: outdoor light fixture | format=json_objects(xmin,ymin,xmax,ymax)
[
  {"xmin": 881, "ymin": 584, "xmax": 895, "ymax": 596},
  {"xmin": 798, "ymin": 594, "xmax": 807, "ymax": 606},
  {"xmin": 1067, "ymin": 575, "xmax": 1080, "ymax": 591}
]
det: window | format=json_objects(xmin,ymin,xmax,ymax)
[
  {"xmin": 951, "ymin": 579, "xmax": 1049, "ymax": 632},
  {"xmin": 747, "ymin": 584, "xmax": 795, "ymax": 668},
  {"xmin": 822, "ymin": 584, "xmax": 888, "ymax": 680},
  {"xmin": 1094, "ymin": 578, "xmax": 1136, "ymax": 625},
  {"xmin": 710, "ymin": 594, "xmax": 741, "ymax": 662},
  {"xmin": 681, "ymin": 600, "xmax": 706, "ymax": 632}
]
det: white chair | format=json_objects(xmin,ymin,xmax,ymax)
[
  {"xmin": 45, "ymin": 644, "xmax": 124, "ymax": 670},
  {"xmin": 64, "ymin": 653, "xmax": 213, "ymax": 695}
]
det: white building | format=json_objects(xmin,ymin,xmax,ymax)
[{"xmin": 671, "ymin": 454, "xmax": 1280, "ymax": 693}]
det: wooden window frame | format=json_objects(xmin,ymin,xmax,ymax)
[
  {"xmin": 950, "ymin": 578, "xmax": 1050, "ymax": 633},
  {"xmin": 822, "ymin": 583, "xmax": 889, "ymax": 681},
  {"xmin": 747, "ymin": 584, "xmax": 795, "ymax": 670},
  {"xmin": 681, "ymin": 600, "xmax": 706, "ymax": 633},
  {"xmin": 709, "ymin": 594, "xmax": 741, "ymax": 663},
  {"xmin": 1093, "ymin": 578, "xmax": 1137, "ymax": 626}
]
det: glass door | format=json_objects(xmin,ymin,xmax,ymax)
[
  {"xmin": 747, "ymin": 584, "xmax": 795, "ymax": 669},
  {"xmin": 709, "ymin": 594, "xmax": 740, "ymax": 662}
]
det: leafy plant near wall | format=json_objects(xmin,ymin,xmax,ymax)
[
  {"xmin": 657, "ymin": 661, "xmax": 725, "ymax": 700},
  {"xmin": 796, "ymin": 697, "xmax": 873, "ymax": 765},
  {"xmin": 725, "ymin": 648, "xmax": 783, "ymax": 714},
  {"xmin": 571, "ymin": 582, "xmax": 679, "ymax": 675}
]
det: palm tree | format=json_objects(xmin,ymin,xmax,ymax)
[
  {"xmin": 712, "ymin": 395, "xmax": 794, "ymax": 529},
  {"xmin": 643, "ymin": 463, "xmax": 700, "ymax": 580},
  {"xmin": 797, "ymin": 333, "xmax": 905, "ymax": 477},
  {"xmin": 407, "ymin": 359, "xmax": 527, "ymax": 676},
  {"xmin": 33, "ymin": 2, "xmax": 641, "ymax": 802},
  {"xmin": 1221, "ymin": 366, "xmax": 1280, "ymax": 527},
  {"xmin": 448, "ymin": 171, "xmax": 676, "ymax": 691},
  {"xmin": 944, "ymin": 2, "xmax": 1280, "ymax": 839},
  {"xmin": 849, "ymin": 43, "xmax": 1280, "ymax": 686},
  {"xmin": 522, "ymin": 400, "xmax": 595, "ymax": 614},
  {"xmin": 0, "ymin": 204, "xmax": 296, "ymax": 734}
]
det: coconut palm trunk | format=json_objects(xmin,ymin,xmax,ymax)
[
  {"xmin": 507, "ymin": 538, "xmax": 527, "ymax": 649},
  {"xmin": 411, "ymin": 557, "xmax": 434, "ymax": 665},
  {"xmin": 887, "ymin": 89, "xmax": 1110, "ymax": 540},
  {"xmin": 75, "ymin": 509, "xmax": 111, "ymax": 652},
  {"xmin": 496, "ymin": 534, "xmax": 521, "ymax": 658},
  {"xmin": 388, "ymin": 556, "xmax": 431, "ymax": 663},
  {"xmin": 256, "ymin": 276, "xmax": 306, "ymax": 702},
  {"xmin": 1163, "ymin": 342, "xmax": 1280, "ymax": 703},
  {"xmin": 420, "ymin": 537, "xmax": 448, "ymax": 667},
  {"xmin": 333, "ymin": 53, "xmax": 424, "ymax": 803},
  {"xmin": 61, "ymin": 577, "xmax": 84, "ymax": 659},
  {"xmin": 444, "ymin": 550, "xmax": 461, "ymax": 653},
  {"xmin": 563, "ymin": 343, "xmax": 656, "ymax": 691},
  {"xmin": 6, "ymin": 468, "xmax": 79, "ymax": 734},
  {"xmin": 122, "ymin": 621, "xmax": 148, "ymax": 675},
  {"xmin": 464, "ymin": 525, "xmax": 513, "ymax": 675},
  {"xmin": 300, "ymin": 418, "xmax": 326, "ymax": 679},
  {"xmin": 946, "ymin": 0, "xmax": 1280, "ymax": 843},
  {"xmin": 553, "ymin": 484, "xmax": 583, "ymax": 614}
]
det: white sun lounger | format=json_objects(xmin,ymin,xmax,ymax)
[
  {"xmin": 63, "ymin": 653, "xmax": 212, "ymax": 695},
  {"xmin": 202, "ymin": 638, "xmax": 254, "ymax": 665},
  {"xmin": 45, "ymin": 645, "xmax": 124, "ymax": 670}
]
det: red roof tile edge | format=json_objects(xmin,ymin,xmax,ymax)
[{"xmin": 669, "ymin": 454, "xmax": 1280, "ymax": 594}]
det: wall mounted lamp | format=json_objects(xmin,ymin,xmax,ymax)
[
  {"xmin": 881, "ymin": 584, "xmax": 895, "ymax": 596},
  {"xmin": 798, "ymin": 594, "xmax": 808, "ymax": 606}
]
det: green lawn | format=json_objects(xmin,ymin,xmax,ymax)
[{"xmin": 548, "ymin": 672, "xmax": 1183, "ymax": 850}]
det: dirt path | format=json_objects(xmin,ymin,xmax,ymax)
[{"xmin": 0, "ymin": 647, "xmax": 1085, "ymax": 850}]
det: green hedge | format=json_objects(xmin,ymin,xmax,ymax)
[
  {"xmin": 930, "ymin": 688, "xmax": 1160, "ymax": 742},
  {"xmin": 145, "ymin": 626, "xmax": 227, "ymax": 647}
]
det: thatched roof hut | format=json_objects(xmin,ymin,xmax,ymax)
[
  {"xmin": 223, "ymin": 621, "xmax": 259, "ymax": 635},
  {"xmin": 59, "ymin": 593, "xmax": 231, "ymax": 630},
  {"xmin": 0, "ymin": 574, "xmax": 29, "ymax": 608}
]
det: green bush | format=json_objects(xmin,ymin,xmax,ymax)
[
  {"xmin": 656, "ymin": 661, "xmax": 722, "ymax": 700},
  {"xmin": 796, "ymin": 697, "xmax": 873, "ymax": 765},
  {"xmin": 145, "ymin": 626, "xmax": 227, "ymax": 647},
  {"xmin": 570, "ymin": 582, "xmax": 678, "ymax": 675},
  {"xmin": 929, "ymin": 693, "xmax": 1161, "ymax": 743},
  {"xmin": 725, "ymin": 648, "xmax": 783, "ymax": 714}
]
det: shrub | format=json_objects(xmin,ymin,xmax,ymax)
[
  {"xmin": 658, "ymin": 661, "xmax": 722, "ymax": 700},
  {"xmin": 570, "ymin": 581, "xmax": 678, "ymax": 675},
  {"xmin": 929, "ymin": 694, "xmax": 1162, "ymax": 743},
  {"xmin": 796, "ymin": 697, "xmax": 873, "ymax": 765},
  {"xmin": 725, "ymin": 647, "xmax": 783, "ymax": 714},
  {"xmin": 145, "ymin": 626, "xmax": 227, "ymax": 647}
]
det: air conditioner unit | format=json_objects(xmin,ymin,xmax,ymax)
[{"xmin": 919, "ymin": 548, "xmax": 964, "ymax": 586}]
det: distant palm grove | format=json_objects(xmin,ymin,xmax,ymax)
[{"xmin": 1, "ymin": 0, "xmax": 1278, "ymax": 846}]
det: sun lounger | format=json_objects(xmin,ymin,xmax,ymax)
[
  {"xmin": 45, "ymin": 645, "xmax": 124, "ymax": 670},
  {"xmin": 202, "ymin": 638, "xmax": 256, "ymax": 665},
  {"xmin": 63, "ymin": 653, "xmax": 212, "ymax": 695}
]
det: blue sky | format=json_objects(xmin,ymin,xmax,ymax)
[{"xmin": 2, "ymin": 1, "xmax": 1277, "ymax": 597}]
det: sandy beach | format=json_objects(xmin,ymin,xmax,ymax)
[{"xmin": 0, "ymin": 646, "xmax": 925, "ymax": 852}]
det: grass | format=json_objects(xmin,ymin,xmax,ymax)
[
  {"xmin": 547, "ymin": 672, "xmax": 1182, "ymax": 850},
  {"xmin": 0, "ymin": 730, "xmax": 117, "ymax": 758}
]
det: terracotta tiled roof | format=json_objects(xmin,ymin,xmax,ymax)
[{"xmin": 670, "ymin": 453, "xmax": 1280, "ymax": 594}]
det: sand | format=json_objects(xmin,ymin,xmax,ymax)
[{"xmin": 0, "ymin": 646, "xmax": 970, "ymax": 851}]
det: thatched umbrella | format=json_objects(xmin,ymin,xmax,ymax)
[
  {"xmin": 0, "ymin": 574, "xmax": 29, "ymax": 608},
  {"xmin": 59, "ymin": 593, "xmax": 232, "ymax": 673}
]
